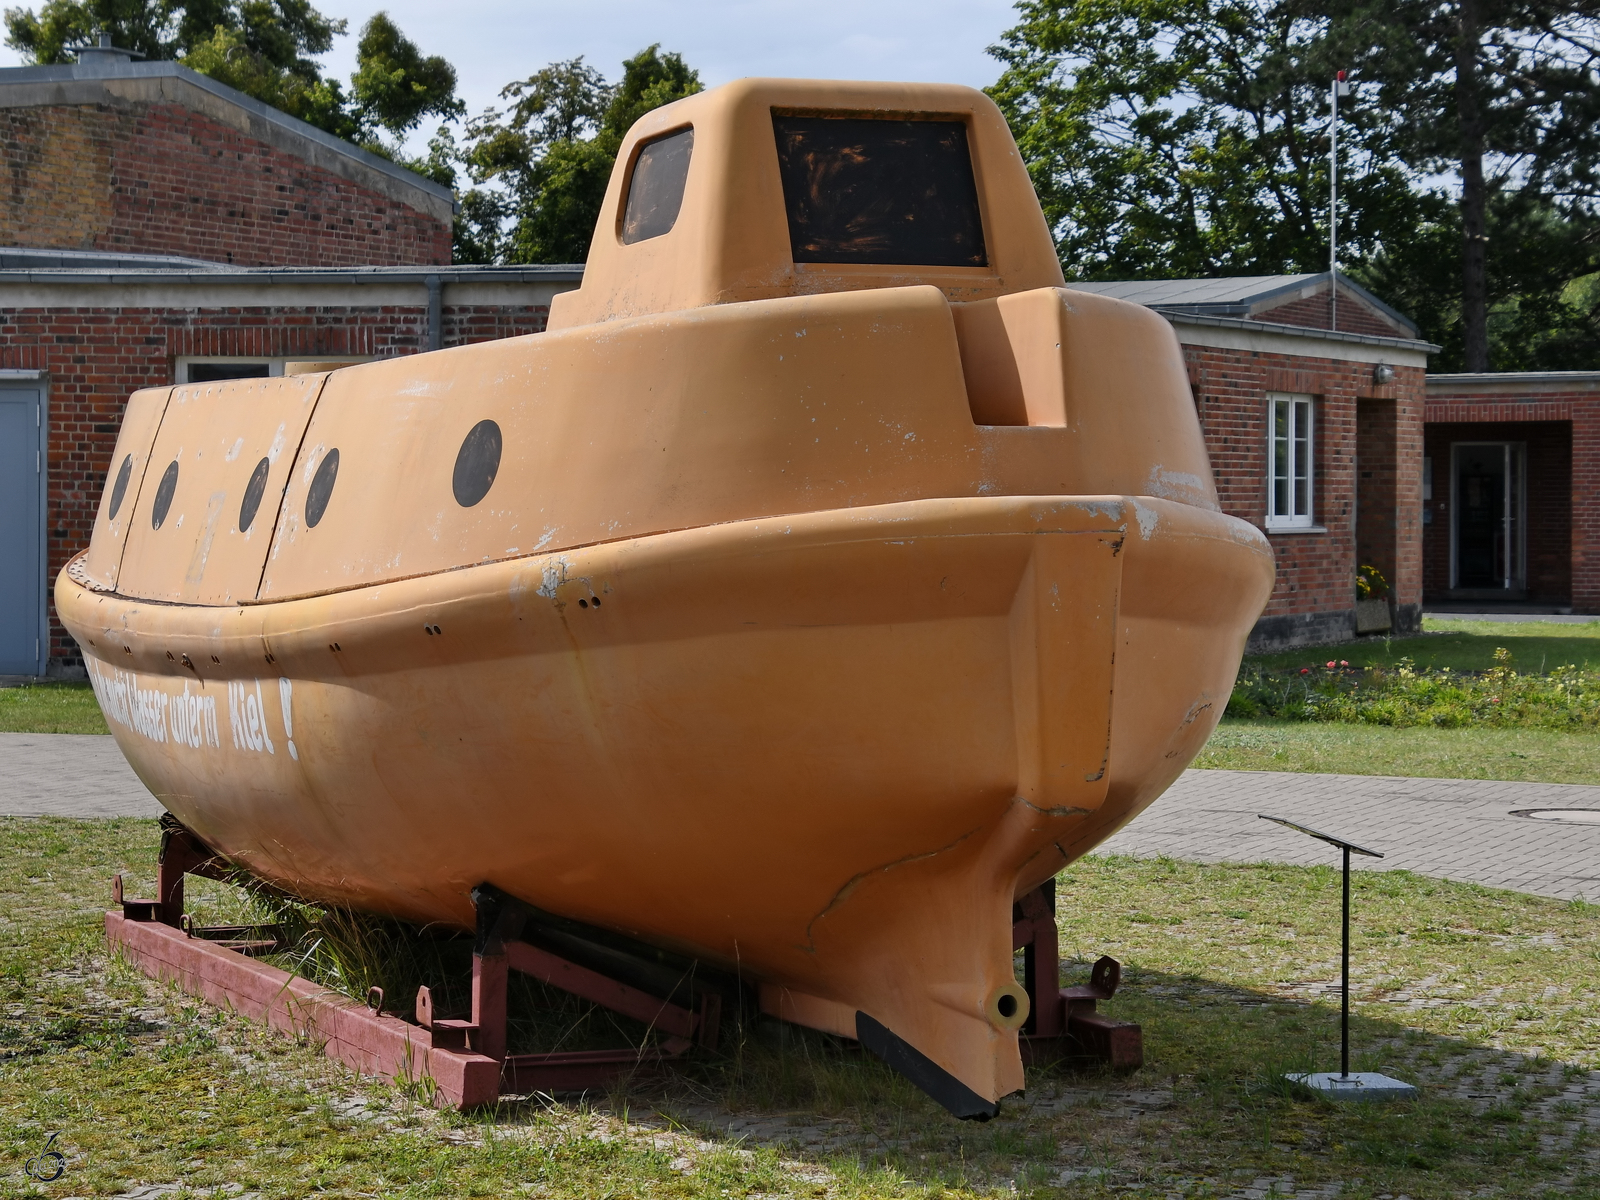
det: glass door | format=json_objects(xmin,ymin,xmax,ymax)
[{"xmin": 1450, "ymin": 442, "xmax": 1526, "ymax": 591}]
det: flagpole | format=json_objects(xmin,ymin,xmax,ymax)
[
  {"xmin": 1330, "ymin": 72, "xmax": 1339, "ymax": 332},
  {"xmin": 1330, "ymin": 71, "xmax": 1348, "ymax": 332}
]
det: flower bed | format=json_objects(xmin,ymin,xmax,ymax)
[{"xmin": 1227, "ymin": 647, "xmax": 1600, "ymax": 729}]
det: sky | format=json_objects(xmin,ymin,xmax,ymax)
[
  {"xmin": 0, "ymin": 0, "xmax": 1024, "ymax": 129},
  {"xmin": 322, "ymin": 0, "xmax": 1022, "ymax": 113}
]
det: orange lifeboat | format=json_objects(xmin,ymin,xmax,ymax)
[{"xmin": 59, "ymin": 78, "xmax": 1274, "ymax": 1117}]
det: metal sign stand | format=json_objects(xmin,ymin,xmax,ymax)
[{"xmin": 1259, "ymin": 815, "xmax": 1419, "ymax": 1102}]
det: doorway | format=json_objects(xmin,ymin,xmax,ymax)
[
  {"xmin": 1450, "ymin": 441, "xmax": 1526, "ymax": 592},
  {"xmin": 0, "ymin": 384, "xmax": 45, "ymax": 675}
]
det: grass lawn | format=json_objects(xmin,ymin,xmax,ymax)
[
  {"xmin": 1, "ymin": 818, "xmax": 1597, "ymax": 1198},
  {"xmin": 0, "ymin": 683, "xmax": 106, "ymax": 735},
  {"xmin": 1197, "ymin": 719, "xmax": 1600, "ymax": 784},
  {"xmin": 1248, "ymin": 616, "xmax": 1600, "ymax": 674}
]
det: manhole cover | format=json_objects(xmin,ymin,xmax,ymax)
[{"xmin": 1510, "ymin": 809, "xmax": 1600, "ymax": 824}]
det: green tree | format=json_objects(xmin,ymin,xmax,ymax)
[
  {"xmin": 180, "ymin": 11, "xmax": 351, "ymax": 137},
  {"xmin": 3, "ymin": 1, "xmax": 457, "ymax": 150},
  {"xmin": 458, "ymin": 44, "xmax": 701, "ymax": 264},
  {"xmin": 349, "ymin": 11, "xmax": 460, "ymax": 140},
  {"xmin": 988, "ymin": 0, "xmax": 1600, "ymax": 371},
  {"xmin": 987, "ymin": 0, "xmax": 1429, "ymax": 281},
  {"xmin": 1361, "ymin": 195, "xmax": 1600, "ymax": 370},
  {"xmin": 1313, "ymin": 0, "xmax": 1600, "ymax": 369}
]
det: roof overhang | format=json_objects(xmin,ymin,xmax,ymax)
[
  {"xmin": 1156, "ymin": 309, "xmax": 1437, "ymax": 369},
  {"xmin": 0, "ymin": 264, "xmax": 584, "ymax": 308},
  {"xmin": 1427, "ymin": 371, "xmax": 1600, "ymax": 395}
]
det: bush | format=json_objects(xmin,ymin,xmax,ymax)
[{"xmin": 1227, "ymin": 647, "xmax": 1600, "ymax": 730}]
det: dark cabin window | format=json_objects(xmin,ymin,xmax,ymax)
[
  {"xmin": 772, "ymin": 115, "xmax": 987, "ymax": 268},
  {"xmin": 186, "ymin": 362, "xmax": 271, "ymax": 383},
  {"xmin": 621, "ymin": 127, "xmax": 694, "ymax": 244}
]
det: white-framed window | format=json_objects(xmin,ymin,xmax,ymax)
[{"xmin": 1266, "ymin": 392, "xmax": 1314, "ymax": 529}]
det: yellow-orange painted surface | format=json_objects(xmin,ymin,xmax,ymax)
[{"xmin": 59, "ymin": 78, "xmax": 1274, "ymax": 1108}]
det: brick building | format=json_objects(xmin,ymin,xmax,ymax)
[
  {"xmin": 0, "ymin": 41, "xmax": 453, "ymax": 266},
  {"xmin": 0, "ymin": 47, "xmax": 582, "ymax": 677},
  {"xmin": 1423, "ymin": 372, "xmax": 1600, "ymax": 614},
  {"xmin": 1072, "ymin": 274, "xmax": 1436, "ymax": 649}
]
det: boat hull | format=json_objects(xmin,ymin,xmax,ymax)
[{"xmin": 60, "ymin": 492, "xmax": 1272, "ymax": 1103}]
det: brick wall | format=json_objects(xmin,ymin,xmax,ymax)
[
  {"xmin": 1425, "ymin": 383, "xmax": 1600, "ymax": 613},
  {"xmin": 1252, "ymin": 290, "xmax": 1408, "ymax": 339},
  {"xmin": 5, "ymin": 301, "xmax": 550, "ymax": 668},
  {"xmin": 1184, "ymin": 344, "xmax": 1426, "ymax": 647},
  {"xmin": 0, "ymin": 103, "xmax": 450, "ymax": 266}
]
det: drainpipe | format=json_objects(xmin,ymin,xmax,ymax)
[{"xmin": 426, "ymin": 274, "xmax": 442, "ymax": 352}]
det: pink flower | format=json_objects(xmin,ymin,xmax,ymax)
[
  {"xmin": 1340, "ymin": 660, "xmax": 1349, "ymax": 667},
  {"xmin": 1300, "ymin": 668, "xmax": 1310, "ymax": 675},
  {"xmin": 1326, "ymin": 661, "xmax": 1336, "ymax": 669}
]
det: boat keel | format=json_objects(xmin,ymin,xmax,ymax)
[{"xmin": 856, "ymin": 1011, "xmax": 1001, "ymax": 1120}]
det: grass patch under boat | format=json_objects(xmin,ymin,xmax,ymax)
[{"xmin": 2, "ymin": 816, "xmax": 1597, "ymax": 1198}]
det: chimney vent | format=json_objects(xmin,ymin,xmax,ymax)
[{"xmin": 70, "ymin": 32, "xmax": 146, "ymax": 66}]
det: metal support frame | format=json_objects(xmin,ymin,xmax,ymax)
[
  {"xmin": 110, "ymin": 822, "xmax": 1137, "ymax": 1104},
  {"xmin": 1013, "ymin": 881, "xmax": 1143, "ymax": 1071},
  {"xmin": 108, "ymin": 820, "xmax": 724, "ymax": 1106},
  {"xmin": 411, "ymin": 883, "xmax": 721, "ymax": 1093}
]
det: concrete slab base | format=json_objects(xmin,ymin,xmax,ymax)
[{"xmin": 1286, "ymin": 1071, "xmax": 1418, "ymax": 1101}]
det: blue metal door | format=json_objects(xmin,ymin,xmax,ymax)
[{"xmin": 0, "ymin": 388, "xmax": 43, "ymax": 674}]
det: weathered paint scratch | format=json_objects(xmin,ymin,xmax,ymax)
[
  {"xmin": 536, "ymin": 555, "xmax": 573, "ymax": 599},
  {"xmin": 184, "ymin": 491, "xmax": 228, "ymax": 585},
  {"xmin": 267, "ymin": 422, "xmax": 289, "ymax": 463},
  {"xmin": 1131, "ymin": 500, "xmax": 1159, "ymax": 540}
]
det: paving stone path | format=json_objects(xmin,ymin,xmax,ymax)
[
  {"xmin": 3, "ymin": 733, "xmax": 1597, "ymax": 900},
  {"xmin": 0, "ymin": 732, "xmax": 162, "ymax": 818},
  {"xmin": 1102, "ymin": 768, "xmax": 1600, "ymax": 901}
]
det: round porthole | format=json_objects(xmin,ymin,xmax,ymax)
[
  {"xmin": 108, "ymin": 454, "xmax": 133, "ymax": 521},
  {"xmin": 305, "ymin": 448, "xmax": 339, "ymax": 528},
  {"xmin": 452, "ymin": 419, "xmax": 502, "ymax": 508},
  {"xmin": 239, "ymin": 456, "xmax": 270, "ymax": 533},
  {"xmin": 151, "ymin": 460, "xmax": 179, "ymax": 529}
]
